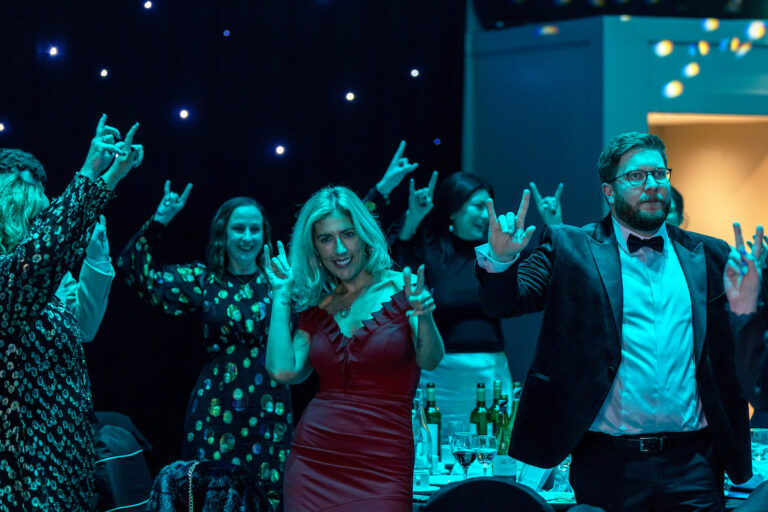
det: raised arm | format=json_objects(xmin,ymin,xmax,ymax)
[
  {"xmin": 476, "ymin": 191, "xmax": 551, "ymax": 319},
  {"xmin": 485, "ymin": 192, "xmax": 537, "ymax": 263},
  {"xmin": 264, "ymin": 241, "xmax": 312, "ymax": 384},
  {"xmin": 1, "ymin": 115, "xmax": 138, "ymax": 333},
  {"xmin": 55, "ymin": 215, "xmax": 115, "ymax": 342},
  {"xmin": 725, "ymin": 222, "xmax": 763, "ymax": 316},
  {"xmin": 375, "ymin": 140, "xmax": 419, "ymax": 199},
  {"xmin": 404, "ymin": 264, "xmax": 444, "ymax": 370},
  {"xmin": 116, "ymin": 181, "xmax": 203, "ymax": 316},
  {"xmin": 397, "ymin": 170, "xmax": 438, "ymax": 241},
  {"xmin": 530, "ymin": 182, "xmax": 564, "ymax": 227},
  {"xmin": 362, "ymin": 140, "xmax": 420, "ymax": 226},
  {"xmin": 727, "ymin": 223, "xmax": 768, "ymax": 407}
]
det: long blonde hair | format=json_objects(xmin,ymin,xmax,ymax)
[
  {"xmin": 290, "ymin": 186, "xmax": 392, "ymax": 311},
  {"xmin": 0, "ymin": 173, "xmax": 50, "ymax": 254}
]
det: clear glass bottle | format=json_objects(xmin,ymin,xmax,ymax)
[
  {"xmin": 510, "ymin": 381, "xmax": 522, "ymax": 427},
  {"xmin": 496, "ymin": 394, "xmax": 512, "ymax": 454},
  {"xmin": 412, "ymin": 388, "xmax": 433, "ymax": 471},
  {"xmin": 424, "ymin": 383, "xmax": 442, "ymax": 461}
]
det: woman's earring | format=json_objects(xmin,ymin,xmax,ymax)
[{"xmin": 448, "ymin": 224, "xmax": 454, "ymax": 232}]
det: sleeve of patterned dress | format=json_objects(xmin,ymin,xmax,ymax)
[
  {"xmin": 0, "ymin": 174, "xmax": 112, "ymax": 334},
  {"xmin": 116, "ymin": 218, "xmax": 205, "ymax": 317}
]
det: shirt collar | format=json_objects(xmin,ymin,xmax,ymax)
[{"xmin": 611, "ymin": 215, "xmax": 669, "ymax": 254}]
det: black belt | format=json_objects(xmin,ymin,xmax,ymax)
[{"xmin": 581, "ymin": 428, "xmax": 710, "ymax": 454}]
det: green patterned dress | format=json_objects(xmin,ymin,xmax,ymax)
[
  {"xmin": 117, "ymin": 220, "xmax": 292, "ymax": 506},
  {"xmin": 0, "ymin": 174, "xmax": 111, "ymax": 512}
]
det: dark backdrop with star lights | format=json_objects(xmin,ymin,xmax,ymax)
[{"xmin": 0, "ymin": 0, "xmax": 466, "ymax": 467}]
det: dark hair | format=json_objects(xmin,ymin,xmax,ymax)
[
  {"xmin": 206, "ymin": 197, "xmax": 271, "ymax": 281},
  {"xmin": 670, "ymin": 185, "xmax": 683, "ymax": 215},
  {"xmin": 0, "ymin": 148, "xmax": 48, "ymax": 186},
  {"xmin": 430, "ymin": 172, "xmax": 494, "ymax": 235},
  {"xmin": 598, "ymin": 132, "xmax": 667, "ymax": 183}
]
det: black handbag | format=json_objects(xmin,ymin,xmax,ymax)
[{"xmin": 145, "ymin": 460, "xmax": 272, "ymax": 512}]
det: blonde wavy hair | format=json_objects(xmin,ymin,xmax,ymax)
[
  {"xmin": 290, "ymin": 186, "xmax": 392, "ymax": 311},
  {"xmin": 0, "ymin": 173, "xmax": 50, "ymax": 254}
]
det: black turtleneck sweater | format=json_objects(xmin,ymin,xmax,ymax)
[{"xmin": 390, "ymin": 233, "xmax": 505, "ymax": 353}]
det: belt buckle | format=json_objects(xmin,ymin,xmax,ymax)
[{"xmin": 638, "ymin": 436, "xmax": 662, "ymax": 453}]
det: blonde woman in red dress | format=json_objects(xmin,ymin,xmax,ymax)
[{"xmin": 264, "ymin": 185, "xmax": 444, "ymax": 512}]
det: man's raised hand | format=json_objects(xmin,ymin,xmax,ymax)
[{"xmin": 486, "ymin": 190, "xmax": 536, "ymax": 263}]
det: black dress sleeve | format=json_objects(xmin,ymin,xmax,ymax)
[
  {"xmin": 0, "ymin": 174, "xmax": 111, "ymax": 335},
  {"xmin": 117, "ymin": 218, "xmax": 206, "ymax": 317}
]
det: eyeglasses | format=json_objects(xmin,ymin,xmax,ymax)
[{"xmin": 607, "ymin": 168, "xmax": 672, "ymax": 187}]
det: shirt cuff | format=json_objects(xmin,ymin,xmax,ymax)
[
  {"xmin": 84, "ymin": 256, "xmax": 115, "ymax": 275},
  {"xmin": 475, "ymin": 243, "xmax": 518, "ymax": 273}
]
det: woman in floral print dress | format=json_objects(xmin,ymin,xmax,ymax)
[
  {"xmin": 0, "ymin": 115, "xmax": 142, "ymax": 512},
  {"xmin": 118, "ymin": 181, "xmax": 291, "ymax": 508}
]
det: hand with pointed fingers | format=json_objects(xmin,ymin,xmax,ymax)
[
  {"xmin": 747, "ymin": 234, "xmax": 768, "ymax": 269},
  {"xmin": 406, "ymin": 170, "xmax": 439, "ymax": 223},
  {"xmin": 725, "ymin": 222, "xmax": 763, "ymax": 315},
  {"xmin": 264, "ymin": 241, "xmax": 294, "ymax": 298},
  {"xmin": 102, "ymin": 122, "xmax": 143, "ymax": 188},
  {"xmin": 154, "ymin": 180, "xmax": 193, "ymax": 225},
  {"xmin": 530, "ymin": 182, "xmax": 564, "ymax": 226},
  {"xmin": 403, "ymin": 264, "xmax": 435, "ymax": 317},
  {"xmin": 377, "ymin": 140, "xmax": 420, "ymax": 196},
  {"xmin": 85, "ymin": 215, "xmax": 109, "ymax": 261},
  {"xmin": 80, "ymin": 114, "xmax": 130, "ymax": 181},
  {"xmin": 486, "ymin": 191, "xmax": 537, "ymax": 263}
]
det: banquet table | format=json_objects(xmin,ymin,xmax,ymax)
[{"xmin": 412, "ymin": 475, "xmax": 751, "ymax": 511}]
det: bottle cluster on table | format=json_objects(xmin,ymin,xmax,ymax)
[{"xmin": 413, "ymin": 379, "xmax": 523, "ymax": 479}]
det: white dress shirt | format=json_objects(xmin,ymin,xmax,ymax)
[
  {"xmin": 590, "ymin": 218, "xmax": 705, "ymax": 434},
  {"xmin": 475, "ymin": 217, "xmax": 707, "ymax": 434}
]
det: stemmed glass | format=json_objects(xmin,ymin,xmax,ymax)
[
  {"xmin": 450, "ymin": 432, "xmax": 478, "ymax": 480},
  {"xmin": 476, "ymin": 435, "xmax": 497, "ymax": 477}
]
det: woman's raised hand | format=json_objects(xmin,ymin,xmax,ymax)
[
  {"xmin": 725, "ymin": 222, "xmax": 763, "ymax": 315},
  {"xmin": 85, "ymin": 215, "xmax": 110, "ymax": 261},
  {"xmin": 264, "ymin": 241, "xmax": 294, "ymax": 298},
  {"xmin": 407, "ymin": 170, "xmax": 439, "ymax": 222},
  {"xmin": 153, "ymin": 180, "xmax": 193, "ymax": 225},
  {"xmin": 403, "ymin": 264, "xmax": 435, "ymax": 316},
  {"xmin": 101, "ymin": 123, "xmax": 143, "ymax": 189},
  {"xmin": 530, "ymin": 182, "xmax": 564, "ymax": 226},
  {"xmin": 377, "ymin": 140, "xmax": 419, "ymax": 197},
  {"xmin": 80, "ymin": 114, "xmax": 130, "ymax": 182}
]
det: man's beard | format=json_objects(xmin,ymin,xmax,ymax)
[{"xmin": 614, "ymin": 194, "xmax": 670, "ymax": 232}]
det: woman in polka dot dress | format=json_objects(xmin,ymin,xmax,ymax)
[
  {"xmin": 0, "ymin": 115, "xmax": 142, "ymax": 512},
  {"xmin": 118, "ymin": 181, "xmax": 291, "ymax": 508}
]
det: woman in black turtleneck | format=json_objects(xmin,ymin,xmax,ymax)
[{"xmin": 389, "ymin": 172, "xmax": 510, "ymax": 444}]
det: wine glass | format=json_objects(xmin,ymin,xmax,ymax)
[
  {"xmin": 476, "ymin": 435, "xmax": 497, "ymax": 477},
  {"xmin": 450, "ymin": 432, "xmax": 478, "ymax": 480}
]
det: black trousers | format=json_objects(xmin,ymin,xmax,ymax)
[{"xmin": 569, "ymin": 429, "xmax": 725, "ymax": 512}]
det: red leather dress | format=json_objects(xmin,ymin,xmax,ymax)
[{"xmin": 284, "ymin": 290, "xmax": 419, "ymax": 511}]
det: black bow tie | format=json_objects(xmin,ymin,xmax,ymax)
[{"xmin": 627, "ymin": 234, "xmax": 664, "ymax": 253}]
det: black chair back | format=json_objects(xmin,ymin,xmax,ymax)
[{"xmin": 423, "ymin": 477, "xmax": 555, "ymax": 512}]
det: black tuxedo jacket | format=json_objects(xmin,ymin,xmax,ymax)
[{"xmin": 476, "ymin": 215, "xmax": 751, "ymax": 483}]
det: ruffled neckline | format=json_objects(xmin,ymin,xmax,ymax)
[{"xmin": 303, "ymin": 289, "xmax": 411, "ymax": 353}]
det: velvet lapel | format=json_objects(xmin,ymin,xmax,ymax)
[
  {"xmin": 669, "ymin": 228, "xmax": 707, "ymax": 363},
  {"xmin": 588, "ymin": 215, "xmax": 623, "ymax": 342}
]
